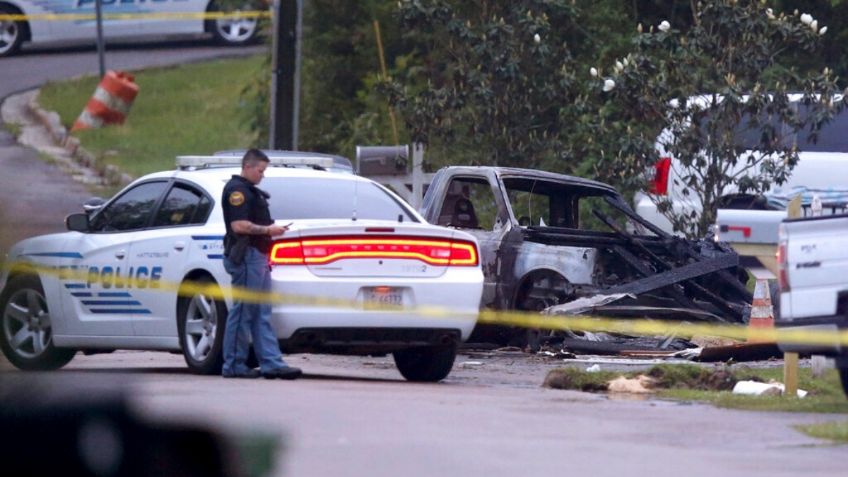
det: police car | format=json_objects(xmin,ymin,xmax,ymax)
[
  {"xmin": 0, "ymin": 152, "xmax": 484, "ymax": 382},
  {"xmin": 0, "ymin": 0, "xmax": 261, "ymax": 57}
]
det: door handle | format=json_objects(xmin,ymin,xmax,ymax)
[
  {"xmin": 174, "ymin": 241, "xmax": 186, "ymax": 252},
  {"xmin": 115, "ymin": 250, "xmax": 126, "ymax": 259}
]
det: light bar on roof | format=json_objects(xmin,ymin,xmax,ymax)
[{"xmin": 176, "ymin": 155, "xmax": 335, "ymax": 169}]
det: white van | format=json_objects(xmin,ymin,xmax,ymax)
[
  {"xmin": 635, "ymin": 100, "xmax": 848, "ymax": 235},
  {"xmin": 0, "ymin": 0, "xmax": 260, "ymax": 57}
]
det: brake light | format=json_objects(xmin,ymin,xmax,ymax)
[
  {"xmin": 777, "ymin": 228, "xmax": 789, "ymax": 292},
  {"xmin": 269, "ymin": 236, "xmax": 479, "ymax": 266},
  {"xmin": 649, "ymin": 157, "xmax": 671, "ymax": 195}
]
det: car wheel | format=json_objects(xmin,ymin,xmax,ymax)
[
  {"xmin": 0, "ymin": 5, "xmax": 25, "ymax": 58},
  {"xmin": 209, "ymin": 6, "xmax": 259, "ymax": 46},
  {"xmin": 839, "ymin": 367, "xmax": 848, "ymax": 399},
  {"xmin": 177, "ymin": 276, "xmax": 226, "ymax": 375},
  {"xmin": 0, "ymin": 275, "xmax": 75, "ymax": 370},
  {"xmin": 393, "ymin": 344, "xmax": 457, "ymax": 382}
]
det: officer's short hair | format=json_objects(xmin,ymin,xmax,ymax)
[{"xmin": 242, "ymin": 149, "xmax": 270, "ymax": 168}]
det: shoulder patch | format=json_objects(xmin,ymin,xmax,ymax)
[{"xmin": 228, "ymin": 191, "xmax": 245, "ymax": 206}]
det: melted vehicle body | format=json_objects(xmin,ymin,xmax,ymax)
[{"xmin": 420, "ymin": 166, "xmax": 753, "ymax": 343}]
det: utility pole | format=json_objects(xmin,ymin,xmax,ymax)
[
  {"xmin": 270, "ymin": 0, "xmax": 302, "ymax": 150},
  {"xmin": 95, "ymin": 0, "xmax": 106, "ymax": 78}
]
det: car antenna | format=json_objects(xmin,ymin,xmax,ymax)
[{"xmin": 352, "ymin": 178, "xmax": 358, "ymax": 221}]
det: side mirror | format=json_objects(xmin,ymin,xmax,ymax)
[
  {"xmin": 66, "ymin": 213, "xmax": 90, "ymax": 232},
  {"xmin": 83, "ymin": 197, "xmax": 106, "ymax": 215}
]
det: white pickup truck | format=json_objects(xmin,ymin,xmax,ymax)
[{"xmin": 776, "ymin": 214, "xmax": 848, "ymax": 397}]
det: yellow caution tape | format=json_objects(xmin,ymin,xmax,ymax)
[
  {"xmin": 0, "ymin": 11, "xmax": 272, "ymax": 22},
  {"xmin": 3, "ymin": 260, "xmax": 847, "ymax": 347}
]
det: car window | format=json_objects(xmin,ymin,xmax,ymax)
[
  {"xmin": 261, "ymin": 177, "xmax": 418, "ymax": 222},
  {"xmin": 436, "ymin": 177, "xmax": 498, "ymax": 230},
  {"xmin": 694, "ymin": 105, "xmax": 848, "ymax": 152},
  {"xmin": 90, "ymin": 181, "xmax": 169, "ymax": 232},
  {"xmin": 504, "ymin": 179, "xmax": 552, "ymax": 227},
  {"xmin": 152, "ymin": 184, "xmax": 211, "ymax": 227}
]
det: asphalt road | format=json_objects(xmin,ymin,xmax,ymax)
[{"xmin": 2, "ymin": 352, "xmax": 845, "ymax": 477}]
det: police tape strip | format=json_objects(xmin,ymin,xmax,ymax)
[
  {"xmin": 3, "ymin": 260, "xmax": 848, "ymax": 348},
  {"xmin": 0, "ymin": 11, "xmax": 272, "ymax": 22}
]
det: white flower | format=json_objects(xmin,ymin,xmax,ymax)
[
  {"xmin": 810, "ymin": 20, "xmax": 818, "ymax": 32},
  {"xmin": 622, "ymin": 57, "xmax": 629, "ymax": 66},
  {"xmin": 819, "ymin": 26, "xmax": 828, "ymax": 35},
  {"xmin": 603, "ymin": 79, "xmax": 615, "ymax": 92},
  {"xmin": 533, "ymin": 33, "xmax": 541, "ymax": 44},
  {"xmin": 766, "ymin": 8, "xmax": 774, "ymax": 19},
  {"xmin": 589, "ymin": 67, "xmax": 598, "ymax": 77},
  {"xmin": 658, "ymin": 20, "xmax": 670, "ymax": 32},
  {"xmin": 614, "ymin": 60, "xmax": 624, "ymax": 72},
  {"xmin": 800, "ymin": 13, "xmax": 813, "ymax": 25}
]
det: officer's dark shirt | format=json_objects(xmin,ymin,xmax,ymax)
[{"xmin": 222, "ymin": 175, "xmax": 274, "ymax": 254}]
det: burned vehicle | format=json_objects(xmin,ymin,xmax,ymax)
[{"xmin": 420, "ymin": 166, "xmax": 753, "ymax": 345}]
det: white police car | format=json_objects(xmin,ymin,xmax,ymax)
[
  {"xmin": 0, "ymin": 0, "xmax": 261, "ymax": 57},
  {"xmin": 0, "ymin": 152, "xmax": 484, "ymax": 382}
]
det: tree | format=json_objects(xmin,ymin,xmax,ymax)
[
  {"xmin": 588, "ymin": 1, "xmax": 845, "ymax": 237},
  {"xmin": 386, "ymin": 0, "xmax": 634, "ymax": 173}
]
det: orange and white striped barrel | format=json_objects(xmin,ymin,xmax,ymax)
[
  {"xmin": 747, "ymin": 278, "xmax": 775, "ymax": 342},
  {"xmin": 71, "ymin": 71, "xmax": 140, "ymax": 131}
]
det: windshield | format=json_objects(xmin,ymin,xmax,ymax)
[
  {"xmin": 259, "ymin": 177, "xmax": 418, "ymax": 222},
  {"xmin": 502, "ymin": 178, "xmax": 651, "ymax": 235},
  {"xmin": 695, "ymin": 105, "xmax": 848, "ymax": 152}
]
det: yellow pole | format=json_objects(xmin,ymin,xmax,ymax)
[
  {"xmin": 784, "ymin": 352, "xmax": 799, "ymax": 397},
  {"xmin": 373, "ymin": 19, "xmax": 400, "ymax": 145}
]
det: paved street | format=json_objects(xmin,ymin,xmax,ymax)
[{"xmin": 2, "ymin": 351, "xmax": 844, "ymax": 477}]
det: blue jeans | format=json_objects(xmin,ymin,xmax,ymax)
[{"xmin": 222, "ymin": 247, "xmax": 287, "ymax": 375}]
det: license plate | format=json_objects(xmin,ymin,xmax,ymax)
[{"xmin": 364, "ymin": 287, "xmax": 404, "ymax": 308}]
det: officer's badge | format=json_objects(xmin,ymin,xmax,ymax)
[{"xmin": 229, "ymin": 191, "xmax": 245, "ymax": 206}]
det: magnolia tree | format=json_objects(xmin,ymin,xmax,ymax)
[
  {"xmin": 591, "ymin": 1, "xmax": 846, "ymax": 237},
  {"xmin": 386, "ymin": 0, "xmax": 605, "ymax": 170}
]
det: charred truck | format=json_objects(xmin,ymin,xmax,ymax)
[{"xmin": 419, "ymin": 166, "xmax": 753, "ymax": 345}]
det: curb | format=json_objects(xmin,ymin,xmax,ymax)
[{"xmin": 25, "ymin": 92, "xmax": 133, "ymax": 187}]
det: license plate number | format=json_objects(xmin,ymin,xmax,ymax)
[{"xmin": 365, "ymin": 288, "xmax": 404, "ymax": 307}]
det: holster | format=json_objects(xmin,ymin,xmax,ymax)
[{"xmin": 224, "ymin": 234, "xmax": 249, "ymax": 265}]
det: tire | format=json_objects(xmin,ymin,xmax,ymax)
[
  {"xmin": 393, "ymin": 344, "xmax": 457, "ymax": 382},
  {"xmin": 0, "ymin": 5, "xmax": 25, "ymax": 58},
  {"xmin": 839, "ymin": 367, "xmax": 848, "ymax": 399},
  {"xmin": 0, "ymin": 275, "xmax": 75, "ymax": 370},
  {"xmin": 177, "ymin": 276, "xmax": 226, "ymax": 375},
  {"xmin": 208, "ymin": 4, "xmax": 259, "ymax": 46}
]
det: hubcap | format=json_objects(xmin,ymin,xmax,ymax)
[
  {"xmin": 3, "ymin": 288, "xmax": 51, "ymax": 359},
  {"xmin": 184, "ymin": 293, "xmax": 218, "ymax": 362},
  {"xmin": 215, "ymin": 13, "xmax": 257, "ymax": 43},
  {"xmin": 0, "ymin": 19, "xmax": 19, "ymax": 54}
]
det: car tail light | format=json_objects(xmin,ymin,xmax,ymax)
[
  {"xmin": 270, "ymin": 236, "xmax": 479, "ymax": 266},
  {"xmin": 649, "ymin": 157, "xmax": 671, "ymax": 195},
  {"xmin": 777, "ymin": 226, "xmax": 789, "ymax": 292}
]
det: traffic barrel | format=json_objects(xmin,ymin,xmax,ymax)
[
  {"xmin": 747, "ymin": 278, "xmax": 775, "ymax": 342},
  {"xmin": 71, "ymin": 71, "xmax": 139, "ymax": 131}
]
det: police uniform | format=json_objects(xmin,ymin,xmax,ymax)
[
  {"xmin": 222, "ymin": 175, "xmax": 273, "ymax": 260},
  {"xmin": 220, "ymin": 174, "xmax": 291, "ymax": 378}
]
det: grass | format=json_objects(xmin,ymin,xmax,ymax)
[
  {"xmin": 545, "ymin": 364, "xmax": 848, "ymax": 413},
  {"xmin": 4, "ymin": 121, "xmax": 22, "ymax": 137},
  {"xmin": 796, "ymin": 421, "xmax": 848, "ymax": 443},
  {"xmin": 38, "ymin": 55, "xmax": 264, "ymax": 179}
]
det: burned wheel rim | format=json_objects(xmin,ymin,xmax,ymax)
[
  {"xmin": 2, "ymin": 288, "xmax": 52, "ymax": 359},
  {"xmin": 214, "ymin": 14, "xmax": 257, "ymax": 44},
  {"xmin": 183, "ymin": 292, "xmax": 218, "ymax": 362},
  {"xmin": 0, "ymin": 17, "xmax": 20, "ymax": 55}
]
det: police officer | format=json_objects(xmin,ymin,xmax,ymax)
[{"xmin": 221, "ymin": 149, "xmax": 302, "ymax": 379}]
